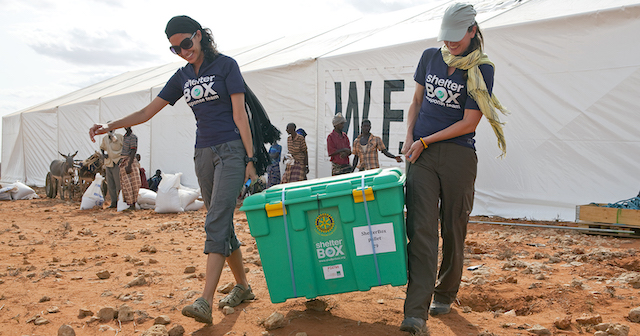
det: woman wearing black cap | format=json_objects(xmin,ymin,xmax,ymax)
[
  {"xmin": 400, "ymin": 3, "xmax": 508, "ymax": 334},
  {"xmin": 89, "ymin": 15, "xmax": 257, "ymax": 325}
]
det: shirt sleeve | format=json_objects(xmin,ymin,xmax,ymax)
[
  {"xmin": 225, "ymin": 57, "xmax": 246, "ymax": 95},
  {"xmin": 327, "ymin": 133, "xmax": 336, "ymax": 156},
  {"xmin": 375, "ymin": 136, "xmax": 386, "ymax": 151},
  {"xmin": 413, "ymin": 48, "xmax": 437, "ymax": 86},
  {"xmin": 157, "ymin": 70, "xmax": 185, "ymax": 106}
]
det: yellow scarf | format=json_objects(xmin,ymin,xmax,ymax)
[{"xmin": 441, "ymin": 46, "xmax": 508, "ymax": 157}]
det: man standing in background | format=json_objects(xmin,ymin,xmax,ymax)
[
  {"xmin": 327, "ymin": 113, "xmax": 352, "ymax": 176},
  {"xmin": 100, "ymin": 129, "xmax": 123, "ymax": 208},
  {"xmin": 352, "ymin": 119, "xmax": 403, "ymax": 171}
]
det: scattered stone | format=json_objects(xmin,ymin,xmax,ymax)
[
  {"xmin": 39, "ymin": 295, "xmax": 51, "ymax": 302},
  {"xmin": 295, "ymin": 333, "xmax": 308, "ymax": 336},
  {"xmin": 168, "ymin": 324, "xmax": 185, "ymax": 336},
  {"xmin": 118, "ymin": 304, "xmax": 135, "ymax": 322},
  {"xmin": 570, "ymin": 278, "xmax": 584, "ymax": 289},
  {"xmin": 218, "ymin": 282, "xmax": 234, "ymax": 294},
  {"xmin": 154, "ymin": 315, "xmax": 171, "ymax": 325},
  {"xmin": 576, "ymin": 314, "xmax": 603, "ymax": 325},
  {"xmin": 96, "ymin": 270, "xmax": 111, "ymax": 279},
  {"xmin": 504, "ymin": 309, "xmax": 516, "ymax": 317},
  {"xmin": 629, "ymin": 307, "xmax": 640, "ymax": 323},
  {"xmin": 184, "ymin": 266, "xmax": 196, "ymax": 274},
  {"xmin": 124, "ymin": 233, "xmax": 136, "ymax": 240},
  {"xmin": 554, "ymin": 315, "xmax": 572, "ymax": 330},
  {"xmin": 99, "ymin": 325, "xmax": 116, "ymax": 332},
  {"xmin": 58, "ymin": 324, "xmax": 76, "ymax": 336},
  {"xmin": 626, "ymin": 274, "xmax": 640, "ymax": 289},
  {"xmin": 34, "ymin": 317, "xmax": 49, "ymax": 325},
  {"xmin": 78, "ymin": 308, "xmax": 93, "ymax": 319},
  {"xmin": 305, "ymin": 298, "xmax": 328, "ymax": 312},
  {"xmin": 377, "ymin": 299, "xmax": 385, "ymax": 304},
  {"xmin": 97, "ymin": 307, "xmax": 116, "ymax": 322},
  {"xmin": 263, "ymin": 311, "xmax": 286, "ymax": 330},
  {"xmin": 48, "ymin": 306, "xmax": 60, "ymax": 313},
  {"xmin": 140, "ymin": 245, "xmax": 157, "ymax": 253},
  {"xmin": 526, "ymin": 324, "xmax": 551, "ymax": 335},
  {"xmin": 478, "ymin": 331, "xmax": 497, "ymax": 336},
  {"xmin": 594, "ymin": 322, "xmax": 629, "ymax": 336},
  {"xmin": 462, "ymin": 306, "xmax": 473, "ymax": 313},
  {"xmin": 222, "ymin": 306, "xmax": 235, "ymax": 315},
  {"xmin": 86, "ymin": 316, "xmax": 100, "ymax": 324},
  {"xmin": 142, "ymin": 324, "xmax": 169, "ymax": 336},
  {"xmin": 126, "ymin": 275, "xmax": 147, "ymax": 287}
]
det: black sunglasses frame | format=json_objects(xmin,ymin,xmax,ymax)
[{"xmin": 169, "ymin": 31, "xmax": 197, "ymax": 55}]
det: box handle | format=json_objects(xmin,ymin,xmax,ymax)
[
  {"xmin": 265, "ymin": 202, "xmax": 287, "ymax": 217},
  {"xmin": 352, "ymin": 187, "xmax": 374, "ymax": 203}
]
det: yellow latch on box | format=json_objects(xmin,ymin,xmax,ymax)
[
  {"xmin": 352, "ymin": 187, "xmax": 374, "ymax": 203},
  {"xmin": 265, "ymin": 202, "xmax": 287, "ymax": 217}
]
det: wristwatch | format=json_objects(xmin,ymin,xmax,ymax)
[{"xmin": 245, "ymin": 156, "xmax": 257, "ymax": 164}]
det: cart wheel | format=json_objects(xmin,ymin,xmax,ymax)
[{"xmin": 45, "ymin": 173, "xmax": 57, "ymax": 198}]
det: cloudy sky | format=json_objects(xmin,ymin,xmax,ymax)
[{"xmin": 0, "ymin": 0, "xmax": 428, "ymax": 156}]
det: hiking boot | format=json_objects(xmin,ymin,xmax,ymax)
[
  {"xmin": 218, "ymin": 284, "xmax": 255, "ymax": 308},
  {"xmin": 400, "ymin": 317, "xmax": 429, "ymax": 335},
  {"xmin": 182, "ymin": 297, "xmax": 212, "ymax": 324},
  {"xmin": 428, "ymin": 301, "xmax": 451, "ymax": 316}
]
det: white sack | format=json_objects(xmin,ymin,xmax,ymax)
[
  {"xmin": 11, "ymin": 181, "xmax": 38, "ymax": 200},
  {"xmin": 117, "ymin": 190, "xmax": 141, "ymax": 212},
  {"xmin": 178, "ymin": 184, "xmax": 200, "ymax": 210},
  {"xmin": 80, "ymin": 173, "xmax": 104, "ymax": 210},
  {"xmin": 0, "ymin": 185, "xmax": 17, "ymax": 201},
  {"xmin": 184, "ymin": 199, "xmax": 205, "ymax": 211},
  {"xmin": 155, "ymin": 173, "xmax": 184, "ymax": 213},
  {"xmin": 138, "ymin": 188, "xmax": 157, "ymax": 210}
]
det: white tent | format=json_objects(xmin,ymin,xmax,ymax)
[{"xmin": 3, "ymin": 0, "xmax": 640, "ymax": 221}]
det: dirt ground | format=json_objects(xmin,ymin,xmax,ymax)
[{"xmin": 1, "ymin": 189, "xmax": 640, "ymax": 336}]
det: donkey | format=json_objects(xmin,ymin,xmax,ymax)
[{"xmin": 49, "ymin": 151, "xmax": 78, "ymax": 199}]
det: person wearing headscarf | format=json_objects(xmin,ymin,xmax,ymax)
[
  {"xmin": 89, "ymin": 15, "xmax": 256, "ymax": 325},
  {"xmin": 400, "ymin": 3, "xmax": 508, "ymax": 334},
  {"xmin": 327, "ymin": 113, "xmax": 352, "ymax": 175}
]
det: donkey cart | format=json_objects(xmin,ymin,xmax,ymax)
[{"xmin": 46, "ymin": 151, "xmax": 105, "ymax": 200}]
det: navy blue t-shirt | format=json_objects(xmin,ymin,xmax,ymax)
[
  {"xmin": 158, "ymin": 54, "xmax": 245, "ymax": 148},
  {"xmin": 413, "ymin": 48, "xmax": 494, "ymax": 150}
]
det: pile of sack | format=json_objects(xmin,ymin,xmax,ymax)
[
  {"xmin": 0, "ymin": 181, "xmax": 39, "ymax": 201},
  {"xmin": 79, "ymin": 172, "xmax": 204, "ymax": 212}
]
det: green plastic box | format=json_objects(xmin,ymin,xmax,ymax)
[{"xmin": 240, "ymin": 168, "xmax": 407, "ymax": 303}]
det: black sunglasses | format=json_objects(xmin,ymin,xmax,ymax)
[{"xmin": 169, "ymin": 31, "xmax": 197, "ymax": 55}]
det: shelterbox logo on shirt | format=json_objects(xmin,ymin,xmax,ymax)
[
  {"xmin": 183, "ymin": 75, "xmax": 220, "ymax": 107},
  {"xmin": 424, "ymin": 73, "xmax": 462, "ymax": 109}
]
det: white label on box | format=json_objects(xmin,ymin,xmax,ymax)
[
  {"xmin": 353, "ymin": 223, "xmax": 396, "ymax": 256},
  {"xmin": 322, "ymin": 264, "xmax": 345, "ymax": 280}
]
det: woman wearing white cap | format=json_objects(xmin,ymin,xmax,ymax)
[{"xmin": 401, "ymin": 3, "xmax": 508, "ymax": 334}]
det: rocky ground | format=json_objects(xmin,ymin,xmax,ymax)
[{"xmin": 1, "ymin": 190, "xmax": 640, "ymax": 336}]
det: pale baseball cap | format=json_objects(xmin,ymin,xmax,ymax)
[{"xmin": 438, "ymin": 3, "xmax": 477, "ymax": 42}]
